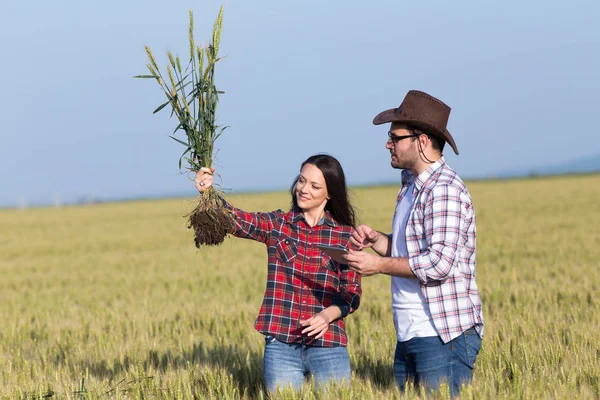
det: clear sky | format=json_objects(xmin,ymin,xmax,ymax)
[{"xmin": 1, "ymin": 0, "xmax": 598, "ymax": 207}]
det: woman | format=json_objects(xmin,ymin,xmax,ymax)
[{"xmin": 195, "ymin": 154, "xmax": 361, "ymax": 392}]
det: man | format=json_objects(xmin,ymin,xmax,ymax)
[{"xmin": 344, "ymin": 90, "xmax": 483, "ymax": 396}]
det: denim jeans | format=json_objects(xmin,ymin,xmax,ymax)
[
  {"xmin": 393, "ymin": 328, "xmax": 482, "ymax": 397},
  {"xmin": 263, "ymin": 335, "xmax": 351, "ymax": 392}
]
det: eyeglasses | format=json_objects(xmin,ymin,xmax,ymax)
[{"xmin": 387, "ymin": 131, "xmax": 416, "ymax": 144}]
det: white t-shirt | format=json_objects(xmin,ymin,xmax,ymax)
[{"xmin": 391, "ymin": 183, "xmax": 438, "ymax": 342}]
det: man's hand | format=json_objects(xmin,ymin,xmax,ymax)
[
  {"xmin": 343, "ymin": 249, "xmax": 383, "ymax": 276},
  {"xmin": 350, "ymin": 224, "xmax": 381, "ymax": 250}
]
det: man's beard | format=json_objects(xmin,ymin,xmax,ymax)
[{"xmin": 391, "ymin": 153, "xmax": 414, "ymax": 170}]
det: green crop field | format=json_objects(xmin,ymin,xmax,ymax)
[{"xmin": 1, "ymin": 174, "xmax": 599, "ymax": 399}]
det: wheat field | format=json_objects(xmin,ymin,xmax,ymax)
[{"xmin": 1, "ymin": 174, "xmax": 599, "ymax": 399}]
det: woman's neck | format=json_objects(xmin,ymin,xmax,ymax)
[{"xmin": 302, "ymin": 206, "xmax": 326, "ymax": 228}]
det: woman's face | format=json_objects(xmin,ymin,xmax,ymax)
[{"xmin": 295, "ymin": 163, "xmax": 329, "ymax": 213}]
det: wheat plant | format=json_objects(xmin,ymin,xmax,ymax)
[{"xmin": 135, "ymin": 6, "xmax": 232, "ymax": 247}]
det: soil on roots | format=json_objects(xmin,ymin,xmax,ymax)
[{"xmin": 188, "ymin": 207, "xmax": 233, "ymax": 248}]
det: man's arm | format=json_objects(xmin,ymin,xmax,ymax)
[
  {"xmin": 344, "ymin": 250, "xmax": 415, "ymax": 278},
  {"xmin": 407, "ymin": 185, "xmax": 469, "ymax": 284},
  {"xmin": 378, "ymin": 255, "xmax": 415, "ymax": 277},
  {"xmin": 347, "ymin": 185, "xmax": 471, "ymax": 281}
]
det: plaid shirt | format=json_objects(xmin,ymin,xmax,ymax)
[
  {"xmin": 225, "ymin": 201, "xmax": 361, "ymax": 347},
  {"xmin": 397, "ymin": 157, "xmax": 483, "ymax": 343}
]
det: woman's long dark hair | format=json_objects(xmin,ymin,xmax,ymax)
[{"xmin": 290, "ymin": 154, "xmax": 356, "ymax": 227}]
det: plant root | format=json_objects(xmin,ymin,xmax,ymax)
[{"xmin": 188, "ymin": 205, "xmax": 233, "ymax": 248}]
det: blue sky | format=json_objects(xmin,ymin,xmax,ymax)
[{"xmin": 1, "ymin": 0, "xmax": 598, "ymax": 207}]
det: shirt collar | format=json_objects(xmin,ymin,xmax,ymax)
[
  {"xmin": 401, "ymin": 156, "xmax": 446, "ymax": 191},
  {"xmin": 290, "ymin": 206, "xmax": 337, "ymax": 227},
  {"xmin": 414, "ymin": 156, "xmax": 446, "ymax": 191}
]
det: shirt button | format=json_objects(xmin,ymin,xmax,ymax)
[{"xmin": 285, "ymin": 239, "xmax": 289, "ymax": 244}]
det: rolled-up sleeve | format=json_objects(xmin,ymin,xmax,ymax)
[
  {"xmin": 332, "ymin": 265, "xmax": 362, "ymax": 318},
  {"xmin": 408, "ymin": 185, "xmax": 465, "ymax": 284}
]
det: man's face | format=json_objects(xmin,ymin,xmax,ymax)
[{"xmin": 385, "ymin": 123, "xmax": 418, "ymax": 170}]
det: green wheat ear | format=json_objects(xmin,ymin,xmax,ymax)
[
  {"xmin": 145, "ymin": 45, "xmax": 159, "ymax": 71},
  {"xmin": 189, "ymin": 9, "xmax": 195, "ymax": 61},
  {"xmin": 167, "ymin": 65, "xmax": 176, "ymax": 89},
  {"xmin": 197, "ymin": 45, "xmax": 205, "ymax": 78},
  {"xmin": 176, "ymin": 56, "xmax": 182, "ymax": 75},
  {"xmin": 146, "ymin": 64, "xmax": 158, "ymax": 79},
  {"xmin": 167, "ymin": 51, "xmax": 176, "ymax": 69},
  {"xmin": 206, "ymin": 44, "xmax": 214, "ymax": 66},
  {"xmin": 212, "ymin": 6, "xmax": 224, "ymax": 56}
]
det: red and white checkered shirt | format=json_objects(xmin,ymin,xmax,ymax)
[
  {"xmin": 398, "ymin": 157, "xmax": 483, "ymax": 343},
  {"xmin": 225, "ymin": 202, "xmax": 361, "ymax": 347}
]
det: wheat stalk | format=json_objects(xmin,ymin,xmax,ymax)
[{"xmin": 135, "ymin": 5, "xmax": 226, "ymax": 172}]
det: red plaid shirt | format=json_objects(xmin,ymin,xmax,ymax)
[
  {"xmin": 225, "ymin": 201, "xmax": 361, "ymax": 347},
  {"xmin": 398, "ymin": 157, "xmax": 483, "ymax": 343}
]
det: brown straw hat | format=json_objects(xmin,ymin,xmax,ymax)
[{"xmin": 373, "ymin": 90, "xmax": 459, "ymax": 155}]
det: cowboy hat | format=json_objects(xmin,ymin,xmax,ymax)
[{"xmin": 373, "ymin": 90, "xmax": 459, "ymax": 155}]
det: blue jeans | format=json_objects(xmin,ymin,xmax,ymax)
[
  {"xmin": 393, "ymin": 328, "xmax": 482, "ymax": 397},
  {"xmin": 263, "ymin": 335, "xmax": 351, "ymax": 392}
]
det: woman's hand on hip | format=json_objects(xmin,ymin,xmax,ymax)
[{"xmin": 299, "ymin": 306, "xmax": 342, "ymax": 339}]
